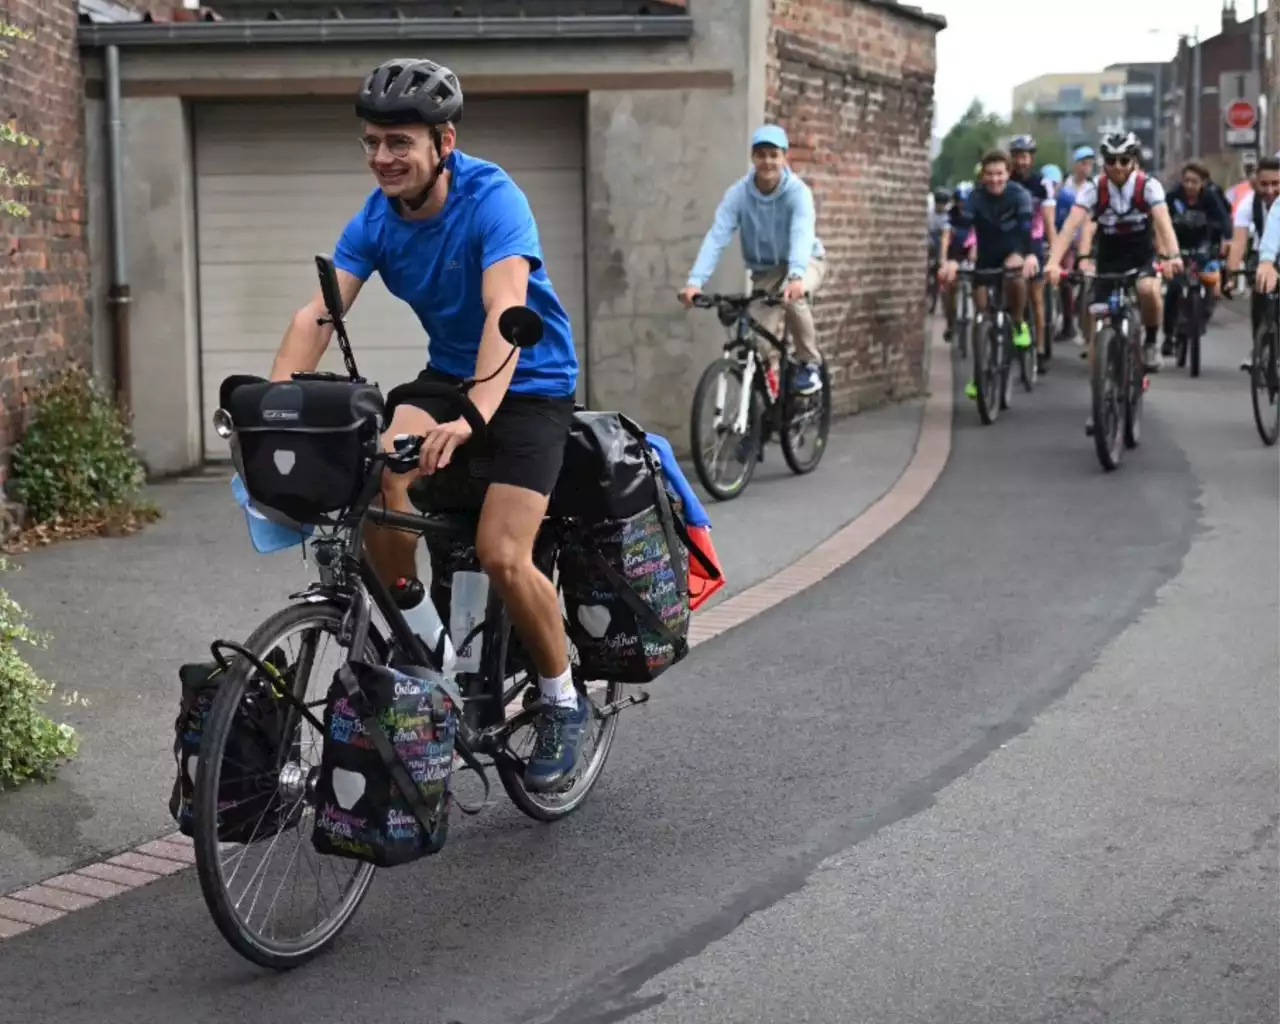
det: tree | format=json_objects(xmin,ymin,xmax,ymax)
[
  {"xmin": 1007, "ymin": 112, "xmax": 1071, "ymax": 173},
  {"xmin": 1, "ymin": 20, "xmax": 38, "ymax": 218},
  {"xmin": 931, "ymin": 100, "xmax": 1007, "ymax": 189}
]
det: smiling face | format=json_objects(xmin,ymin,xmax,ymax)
[
  {"xmin": 982, "ymin": 159, "xmax": 1009, "ymax": 195},
  {"xmin": 1258, "ymin": 166, "xmax": 1280, "ymax": 206},
  {"xmin": 359, "ymin": 121, "xmax": 453, "ymax": 199},
  {"xmin": 751, "ymin": 143, "xmax": 787, "ymax": 192},
  {"xmin": 1011, "ymin": 150, "xmax": 1034, "ymax": 178},
  {"xmin": 1103, "ymin": 152, "xmax": 1135, "ymax": 185}
]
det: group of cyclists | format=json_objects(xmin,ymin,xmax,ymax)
[{"xmin": 928, "ymin": 130, "xmax": 1280, "ymax": 434}]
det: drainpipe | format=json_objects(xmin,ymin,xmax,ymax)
[{"xmin": 104, "ymin": 44, "xmax": 131, "ymax": 411}]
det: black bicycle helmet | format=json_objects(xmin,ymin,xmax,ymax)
[
  {"xmin": 356, "ymin": 58, "xmax": 464, "ymax": 126},
  {"xmin": 1099, "ymin": 130, "xmax": 1141, "ymax": 159},
  {"xmin": 1009, "ymin": 134, "xmax": 1036, "ymax": 154}
]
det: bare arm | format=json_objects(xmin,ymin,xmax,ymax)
[
  {"xmin": 1047, "ymin": 206, "xmax": 1086, "ymax": 268},
  {"xmin": 1041, "ymin": 203, "xmax": 1058, "ymax": 251},
  {"xmin": 270, "ymin": 270, "xmax": 366, "ymax": 381},
  {"xmin": 468, "ymin": 255, "xmax": 532, "ymax": 424},
  {"xmin": 1151, "ymin": 205, "xmax": 1180, "ymax": 262},
  {"xmin": 1227, "ymin": 225, "xmax": 1249, "ymax": 274}
]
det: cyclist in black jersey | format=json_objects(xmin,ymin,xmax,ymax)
[
  {"xmin": 1162, "ymin": 160, "xmax": 1233, "ymax": 355},
  {"xmin": 1009, "ymin": 135, "xmax": 1058, "ymax": 370}
]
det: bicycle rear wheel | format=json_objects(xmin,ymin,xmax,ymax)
[
  {"xmin": 1092, "ymin": 326, "xmax": 1125, "ymax": 471},
  {"xmin": 1189, "ymin": 287, "xmax": 1202, "ymax": 378},
  {"xmin": 1251, "ymin": 322, "xmax": 1280, "ymax": 446},
  {"xmin": 193, "ymin": 602, "xmax": 381, "ymax": 971},
  {"xmin": 690, "ymin": 357, "xmax": 763, "ymax": 502},
  {"xmin": 780, "ymin": 362, "xmax": 832, "ymax": 475}
]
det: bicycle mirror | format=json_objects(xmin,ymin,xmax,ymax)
[
  {"xmin": 498, "ymin": 306, "xmax": 544, "ymax": 349},
  {"xmin": 315, "ymin": 254, "xmax": 345, "ymax": 324}
]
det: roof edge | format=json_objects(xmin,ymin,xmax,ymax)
[
  {"xmin": 77, "ymin": 14, "xmax": 695, "ymax": 47},
  {"xmin": 864, "ymin": 0, "xmax": 946, "ymax": 31}
]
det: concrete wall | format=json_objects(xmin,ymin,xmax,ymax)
[
  {"xmin": 80, "ymin": 4, "xmax": 761, "ymax": 467},
  {"xmin": 585, "ymin": 0, "xmax": 765, "ymax": 441}
]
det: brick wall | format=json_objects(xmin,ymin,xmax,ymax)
[
  {"xmin": 765, "ymin": 0, "xmax": 939, "ymax": 413},
  {"xmin": 0, "ymin": 0, "xmax": 91, "ymax": 481}
]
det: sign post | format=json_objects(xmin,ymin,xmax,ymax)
[{"xmin": 1221, "ymin": 74, "xmax": 1261, "ymax": 149}]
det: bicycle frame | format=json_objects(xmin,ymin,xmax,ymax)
[{"xmin": 712, "ymin": 294, "xmax": 790, "ymax": 434}]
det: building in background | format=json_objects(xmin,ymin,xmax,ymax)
[
  {"xmin": 1107, "ymin": 62, "xmax": 1169, "ymax": 168},
  {"xmin": 55, "ymin": 0, "xmax": 944, "ymax": 474},
  {"xmin": 1163, "ymin": 2, "xmax": 1263, "ymax": 182},
  {"xmin": 1011, "ymin": 70, "xmax": 1127, "ymax": 150}
]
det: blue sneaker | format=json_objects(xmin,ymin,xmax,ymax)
[
  {"xmin": 792, "ymin": 363, "xmax": 822, "ymax": 395},
  {"xmin": 525, "ymin": 694, "xmax": 590, "ymax": 793}
]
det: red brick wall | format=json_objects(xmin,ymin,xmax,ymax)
[
  {"xmin": 766, "ymin": 0, "xmax": 939, "ymax": 412},
  {"xmin": 0, "ymin": 0, "xmax": 91, "ymax": 481}
]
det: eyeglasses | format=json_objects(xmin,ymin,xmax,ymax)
[
  {"xmin": 1103, "ymin": 155, "xmax": 1133, "ymax": 167},
  {"xmin": 359, "ymin": 134, "xmax": 416, "ymax": 158}
]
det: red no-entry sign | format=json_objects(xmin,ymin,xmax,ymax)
[{"xmin": 1225, "ymin": 100, "xmax": 1257, "ymax": 131}]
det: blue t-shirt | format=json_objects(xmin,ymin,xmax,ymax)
[{"xmin": 333, "ymin": 149, "xmax": 578, "ymax": 398}]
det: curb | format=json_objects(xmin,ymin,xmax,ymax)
[{"xmin": 0, "ymin": 331, "xmax": 954, "ymax": 942}]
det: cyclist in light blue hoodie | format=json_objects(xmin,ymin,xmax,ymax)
[{"xmin": 679, "ymin": 124, "xmax": 827, "ymax": 394}]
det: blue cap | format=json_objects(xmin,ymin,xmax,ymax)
[
  {"xmin": 751, "ymin": 124, "xmax": 789, "ymax": 151},
  {"xmin": 231, "ymin": 473, "xmax": 313, "ymax": 554},
  {"xmin": 1072, "ymin": 145, "xmax": 1096, "ymax": 162},
  {"xmin": 1041, "ymin": 163, "xmax": 1063, "ymax": 184}
]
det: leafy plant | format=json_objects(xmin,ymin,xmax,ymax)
[
  {"xmin": 10, "ymin": 365, "xmax": 157, "ymax": 537},
  {"xmin": 0, "ymin": 558, "xmax": 83, "ymax": 789},
  {"xmin": 0, "ymin": 20, "xmax": 38, "ymax": 219}
]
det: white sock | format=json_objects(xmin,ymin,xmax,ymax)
[{"xmin": 538, "ymin": 667, "xmax": 577, "ymax": 708}]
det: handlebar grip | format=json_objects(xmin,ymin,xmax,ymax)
[{"xmin": 385, "ymin": 381, "xmax": 488, "ymax": 439}]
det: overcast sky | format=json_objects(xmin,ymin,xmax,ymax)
[{"xmin": 929, "ymin": 0, "xmax": 1264, "ymax": 135}]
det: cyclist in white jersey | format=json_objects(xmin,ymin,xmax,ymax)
[
  {"xmin": 1046, "ymin": 132, "xmax": 1182, "ymax": 434},
  {"xmin": 1225, "ymin": 155, "xmax": 1280, "ymax": 351}
]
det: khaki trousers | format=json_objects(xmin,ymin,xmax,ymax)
[{"xmin": 749, "ymin": 256, "xmax": 827, "ymax": 366}]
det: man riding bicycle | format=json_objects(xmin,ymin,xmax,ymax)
[
  {"xmin": 941, "ymin": 181, "xmax": 977, "ymax": 342},
  {"xmin": 1162, "ymin": 160, "xmax": 1233, "ymax": 357},
  {"xmin": 1047, "ymin": 131, "xmax": 1182, "ymax": 433},
  {"xmin": 1226, "ymin": 155, "xmax": 1280, "ymax": 350},
  {"xmin": 1054, "ymin": 145, "xmax": 1096, "ymax": 342},
  {"xmin": 268, "ymin": 58, "xmax": 588, "ymax": 793},
  {"xmin": 1008, "ymin": 135, "xmax": 1058, "ymax": 370},
  {"xmin": 679, "ymin": 124, "xmax": 827, "ymax": 395},
  {"xmin": 938, "ymin": 148, "xmax": 1039, "ymax": 400}
]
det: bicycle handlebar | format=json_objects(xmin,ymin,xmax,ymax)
[{"xmin": 689, "ymin": 288, "xmax": 790, "ymax": 310}]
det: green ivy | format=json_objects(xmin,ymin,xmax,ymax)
[
  {"xmin": 0, "ymin": 558, "xmax": 81, "ymax": 788},
  {"xmin": 11, "ymin": 365, "xmax": 150, "ymax": 525}
]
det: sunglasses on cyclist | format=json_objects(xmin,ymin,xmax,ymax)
[{"xmin": 1103, "ymin": 155, "xmax": 1133, "ymax": 167}]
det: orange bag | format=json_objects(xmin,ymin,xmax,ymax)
[{"xmin": 683, "ymin": 524, "xmax": 725, "ymax": 611}]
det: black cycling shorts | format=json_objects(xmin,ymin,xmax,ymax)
[
  {"xmin": 1091, "ymin": 246, "xmax": 1158, "ymax": 306},
  {"xmin": 386, "ymin": 367, "xmax": 575, "ymax": 498}
]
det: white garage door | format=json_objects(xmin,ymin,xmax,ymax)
[{"xmin": 193, "ymin": 96, "xmax": 586, "ymax": 459}]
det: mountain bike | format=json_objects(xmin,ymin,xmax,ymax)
[
  {"xmin": 1071, "ymin": 267, "xmax": 1146, "ymax": 472},
  {"xmin": 1236, "ymin": 268, "xmax": 1280, "ymax": 446},
  {"xmin": 958, "ymin": 265, "xmax": 1035, "ymax": 426},
  {"xmin": 687, "ymin": 290, "xmax": 832, "ymax": 501},
  {"xmin": 948, "ymin": 259, "xmax": 974, "ymax": 360},
  {"xmin": 194, "ymin": 256, "xmax": 641, "ymax": 970}
]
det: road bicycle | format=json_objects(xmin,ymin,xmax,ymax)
[
  {"xmin": 1234, "ymin": 268, "xmax": 1280, "ymax": 446},
  {"xmin": 194, "ymin": 256, "xmax": 641, "ymax": 970},
  {"xmin": 1068, "ymin": 267, "xmax": 1147, "ymax": 472},
  {"xmin": 957, "ymin": 265, "xmax": 1036, "ymax": 426},
  {"xmin": 687, "ymin": 290, "xmax": 832, "ymax": 501},
  {"xmin": 947, "ymin": 259, "xmax": 974, "ymax": 360}
]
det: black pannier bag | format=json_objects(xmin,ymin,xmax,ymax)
[
  {"xmin": 168, "ymin": 648, "xmax": 303, "ymax": 843},
  {"xmin": 221, "ymin": 375, "xmax": 385, "ymax": 525},
  {"xmin": 311, "ymin": 661, "xmax": 461, "ymax": 868},
  {"xmin": 551, "ymin": 411, "xmax": 692, "ymax": 683}
]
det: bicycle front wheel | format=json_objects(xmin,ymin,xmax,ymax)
[
  {"xmin": 193, "ymin": 602, "xmax": 381, "ymax": 971},
  {"xmin": 972, "ymin": 317, "xmax": 1001, "ymax": 425},
  {"xmin": 690, "ymin": 357, "xmax": 763, "ymax": 501},
  {"xmin": 1092, "ymin": 327, "xmax": 1125, "ymax": 471},
  {"xmin": 1251, "ymin": 322, "xmax": 1280, "ymax": 446}
]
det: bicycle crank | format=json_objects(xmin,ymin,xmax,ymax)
[{"xmin": 597, "ymin": 691, "xmax": 651, "ymax": 719}]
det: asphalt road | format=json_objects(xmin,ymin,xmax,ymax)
[{"xmin": 0, "ymin": 313, "xmax": 1275, "ymax": 1024}]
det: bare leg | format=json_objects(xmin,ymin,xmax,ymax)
[{"xmin": 364, "ymin": 404, "xmax": 438, "ymax": 586}]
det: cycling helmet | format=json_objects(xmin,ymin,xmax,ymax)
[
  {"xmin": 933, "ymin": 188, "xmax": 952, "ymax": 206},
  {"xmin": 356, "ymin": 58, "xmax": 464, "ymax": 126},
  {"xmin": 1040, "ymin": 163, "xmax": 1062, "ymax": 185},
  {"xmin": 1009, "ymin": 134, "xmax": 1036, "ymax": 154},
  {"xmin": 1100, "ymin": 131, "xmax": 1142, "ymax": 159},
  {"xmin": 953, "ymin": 180, "xmax": 974, "ymax": 200}
]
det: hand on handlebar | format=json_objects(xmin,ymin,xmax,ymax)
[
  {"xmin": 1161, "ymin": 255, "xmax": 1184, "ymax": 280},
  {"xmin": 419, "ymin": 418, "xmax": 473, "ymax": 476},
  {"xmin": 781, "ymin": 278, "xmax": 806, "ymax": 304},
  {"xmin": 679, "ymin": 285, "xmax": 701, "ymax": 309}
]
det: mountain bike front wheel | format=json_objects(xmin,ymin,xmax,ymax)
[{"xmin": 690, "ymin": 357, "xmax": 764, "ymax": 501}]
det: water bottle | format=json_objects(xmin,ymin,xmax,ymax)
[
  {"xmin": 390, "ymin": 576, "xmax": 456, "ymax": 675},
  {"xmin": 449, "ymin": 570, "xmax": 489, "ymax": 674}
]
